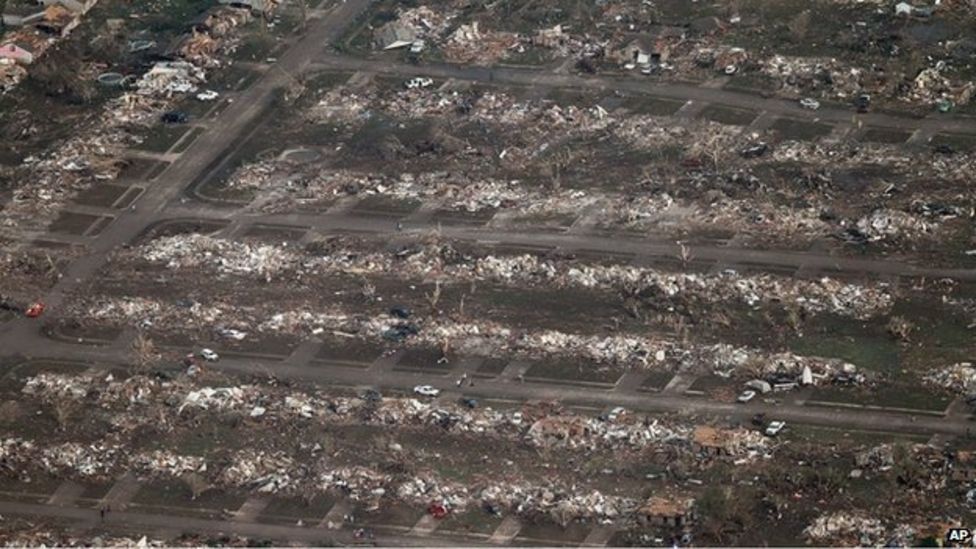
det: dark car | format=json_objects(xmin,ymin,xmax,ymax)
[
  {"xmin": 389, "ymin": 306, "xmax": 412, "ymax": 319},
  {"xmin": 161, "ymin": 110, "xmax": 189, "ymax": 124},
  {"xmin": 740, "ymin": 142, "xmax": 769, "ymax": 159},
  {"xmin": 854, "ymin": 94, "xmax": 871, "ymax": 113}
]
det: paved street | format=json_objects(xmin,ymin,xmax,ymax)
[{"xmin": 308, "ymin": 55, "xmax": 976, "ymax": 135}]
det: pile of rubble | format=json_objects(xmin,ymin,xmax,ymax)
[
  {"xmin": 142, "ymin": 235, "xmax": 294, "ymax": 283},
  {"xmin": 691, "ymin": 425, "xmax": 771, "ymax": 463},
  {"xmin": 0, "ymin": 522, "xmax": 163, "ymax": 548},
  {"xmin": 770, "ymin": 140, "xmax": 913, "ymax": 168},
  {"xmin": 305, "ymin": 88, "xmax": 371, "ymax": 123},
  {"xmin": 761, "ymin": 55, "xmax": 864, "ymax": 99},
  {"xmin": 442, "ymin": 22, "xmax": 520, "ymax": 65},
  {"xmin": 853, "ymin": 444, "xmax": 895, "ymax": 472},
  {"xmin": 220, "ymin": 450, "xmax": 296, "ymax": 493},
  {"xmin": 854, "ymin": 209, "xmax": 936, "ymax": 242},
  {"xmin": 19, "ymin": 371, "xmax": 742, "ymax": 458},
  {"xmin": 39, "ymin": 441, "xmax": 123, "ymax": 479},
  {"xmin": 75, "ymin": 292, "xmax": 860, "ymax": 380},
  {"xmin": 397, "ymin": 473, "xmax": 470, "ymax": 510},
  {"xmin": 178, "ymin": 7, "xmax": 260, "ymax": 68},
  {"xmin": 132, "ymin": 450, "xmax": 206, "ymax": 478},
  {"xmin": 373, "ymin": 5, "xmax": 453, "ymax": 50},
  {"xmin": 134, "ymin": 62, "xmax": 207, "ymax": 100},
  {"xmin": 0, "ymin": 245, "xmax": 77, "ymax": 300},
  {"xmin": 924, "ymin": 362, "xmax": 976, "ymax": 394},
  {"xmin": 479, "ymin": 483, "xmax": 637, "ymax": 525},
  {"xmin": 131, "ymin": 233, "xmax": 894, "ymax": 320},
  {"xmin": 320, "ymin": 466, "xmax": 390, "ymax": 502},
  {"xmin": 1, "ymin": 431, "xmax": 647, "ymax": 525},
  {"xmin": 8, "ymin": 366, "xmax": 790, "ymax": 525},
  {"xmin": 803, "ymin": 512, "xmax": 912, "ymax": 546},
  {"xmin": 224, "ymin": 159, "xmax": 949, "ymax": 245},
  {"xmin": 0, "ymin": 5, "xmax": 270, "ymax": 235},
  {"xmin": 907, "ymin": 66, "xmax": 974, "ymax": 107},
  {"xmin": 760, "ymin": 54, "xmax": 973, "ymax": 106},
  {"xmin": 0, "ymin": 1, "xmax": 100, "ymax": 94}
]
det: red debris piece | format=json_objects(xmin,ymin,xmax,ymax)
[
  {"xmin": 25, "ymin": 302, "xmax": 45, "ymax": 318},
  {"xmin": 427, "ymin": 502, "xmax": 449, "ymax": 519}
]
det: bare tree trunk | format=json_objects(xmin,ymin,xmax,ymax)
[{"xmin": 131, "ymin": 333, "xmax": 158, "ymax": 372}]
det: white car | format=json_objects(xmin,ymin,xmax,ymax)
[
  {"xmin": 736, "ymin": 390, "xmax": 757, "ymax": 403},
  {"xmin": 799, "ymin": 97, "xmax": 820, "ymax": 110},
  {"xmin": 196, "ymin": 90, "xmax": 219, "ymax": 101},
  {"xmin": 404, "ymin": 77, "xmax": 434, "ymax": 90},
  {"xmin": 200, "ymin": 348, "xmax": 219, "ymax": 362},
  {"xmin": 607, "ymin": 406, "xmax": 626, "ymax": 421},
  {"xmin": 413, "ymin": 385, "xmax": 440, "ymax": 397},
  {"xmin": 765, "ymin": 420, "xmax": 786, "ymax": 436},
  {"xmin": 217, "ymin": 328, "xmax": 247, "ymax": 341},
  {"xmin": 511, "ymin": 411, "xmax": 523, "ymax": 425}
]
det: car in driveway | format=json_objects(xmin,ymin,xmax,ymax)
[
  {"xmin": 765, "ymin": 420, "xmax": 786, "ymax": 436},
  {"xmin": 736, "ymin": 390, "xmax": 757, "ymax": 403},
  {"xmin": 200, "ymin": 348, "xmax": 219, "ymax": 362},
  {"xmin": 161, "ymin": 110, "xmax": 189, "ymax": 124},
  {"xmin": 413, "ymin": 385, "xmax": 440, "ymax": 397}
]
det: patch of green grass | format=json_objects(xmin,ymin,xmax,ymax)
[
  {"xmin": 620, "ymin": 95, "xmax": 685, "ymax": 116},
  {"xmin": 787, "ymin": 424, "xmax": 929, "ymax": 445},
  {"xmin": 171, "ymin": 126, "xmax": 205, "ymax": 154},
  {"xmin": 771, "ymin": 117, "xmax": 832, "ymax": 141},
  {"xmin": 810, "ymin": 383, "xmax": 951, "ymax": 412},
  {"xmin": 439, "ymin": 508, "xmax": 502, "ymax": 535},
  {"xmin": 136, "ymin": 124, "xmax": 189, "ymax": 153},
  {"xmin": 525, "ymin": 358, "xmax": 621, "ymax": 384},
  {"xmin": 861, "ymin": 126, "xmax": 911, "ymax": 144},
  {"xmin": 788, "ymin": 312, "xmax": 903, "ymax": 375},
  {"xmin": 700, "ymin": 104, "xmax": 758, "ymax": 126},
  {"xmin": 931, "ymin": 132, "xmax": 976, "ymax": 152}
]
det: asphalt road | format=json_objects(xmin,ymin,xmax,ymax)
[
  {"xmin": 307, "ymin": 55, "xmax": 976, "ymax": 135},
  {"xmin": 0, "ymin": 500, "xmax": 475, "ymax": 547},
  {"xmin": 0, "ymin": 0, "xmax": 375, "ymax": 348},
  {"xmin": 8, "ymin": 339, "xmax": 970, "ymax": 439},
  {"xmin": 174, "ymin": 206, "xmax": 976, "ymax": 281}
]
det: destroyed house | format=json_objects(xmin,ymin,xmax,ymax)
[
  {"xmin": 2, "ymin": 0, "xmax": 94, "ymax": 26},
  {"xmin": 951, "ymin": 451, "xmax": 976, "ymax": 482},
  {"xmin": 637, "ymin": 496, "xmax": 695, "ymax": 528},
  {"xmin": 614, "ymin": 27, "xmax": 683, "ymax": 66},
  {"xmin": 375, "ymin": 21, "xmax": 417, "ymax": 50},
  {"xmin": 34, "ymin": 5, "xmax": 78, "ymax": 36},
  {"xmin": 692, "ymin": 426, "xmax": 732, "ymax": 456}
]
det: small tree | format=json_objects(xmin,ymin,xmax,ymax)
[
  {"xmin": 426, "ymin": 280, "xmax": 442, "ymax": 312},
  {"xmin": 886, "ymin": 316, "xmax": 914, "ymax": 342},
  {"xmin": 677, "ymin": 241, "xmax": 693, "ymax": 265},
  {"xmin": 360, "ymin": 277, "xmax": 376, "ymax": 303},
  {"xmin": 52, "ymin": 399, "xmax": 79, "ymax": 431},
  {"xmin": 182, "ymin": 472, "xmax": 210, "ymax": 500},
  {"xmin": 131, "ymin": 333, "xmax": 158, "ymax": 372}
]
